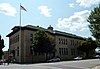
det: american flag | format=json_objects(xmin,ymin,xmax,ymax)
[{"xmin": 20, "ymin": 5, "xmax": 27, "ymax": 11}]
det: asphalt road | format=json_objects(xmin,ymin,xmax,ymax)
[{"xmin": 0, "ymin": 59, "xmax": 100, "ymax": 69}]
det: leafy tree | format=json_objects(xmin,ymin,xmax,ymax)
[
  {"xmin": 0, "ymin": 35, "xmax": 5, "ymax": 60},
  {"xmin": 77, "ymin": 37, "xmax": 97, "ymax": 57},
  {"xmin": 87, "ymin": 4, "xmax": 100, "ymax": 44},
  {"xmin": 33, "ymin": 29, "xmax": 55, "ymax": 59}
]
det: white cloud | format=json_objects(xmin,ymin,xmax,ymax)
[
  {"xmin": 57, "ymin": 10, "xmax": 90, "ymax": 32},
  {"xmin": 0, "ymin": 3, "xmax": 17, "ymax": 16},
  {"xmin": 76, "ymin": 0, "xmax": 100, "ymax": 7},
  {"xmin": 69, "ymin": 3, "xmax": 75, "ymax": 8},
  {"xmin": 38, "ymin": 5, "xmax": 52, "ymax": 17}
]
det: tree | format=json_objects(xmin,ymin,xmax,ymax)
[
  {"xmin": 0, "ymin": 35, "xmax": 5, "ymax": 60},
  {"xmin": 87, "ymin": 4, "xmax": 100, "ymax": 44},
  {"xmin": 77, "ymin": 37, "xmax": 97, "ymax": 57},
  {"xmin": 33, "ymin": 29, "xmax": 55, "ymax": 59}
]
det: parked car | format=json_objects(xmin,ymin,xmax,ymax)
[
  {"xmin": 74, "ymin": 56, "xmax": 83, "ymax": 60},
  {"xmin": 47, "ymin": 57, "xmax": 60, "ymax": 62},
  {"xmin": 94, "ymin": 55, "xmax": 100, "ymax": 58}
]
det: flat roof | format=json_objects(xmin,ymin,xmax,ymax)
[{"xmin": 6, "ymin": 25, "xmax": 85, "ymax": 40}]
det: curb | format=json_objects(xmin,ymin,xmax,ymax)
[{"xmin": 91, "ymin": 65, "xmax": 100, "ymax": 69}]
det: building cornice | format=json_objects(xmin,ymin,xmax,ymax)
[{"xmin": 6, "ymin": 25, "xmax": 86, "ymax": 40}]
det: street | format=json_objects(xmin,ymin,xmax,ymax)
[{"xmin": 0, "ymin": 59, "xmax": 100, "ymax": 69}]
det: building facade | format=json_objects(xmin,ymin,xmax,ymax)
[{"xmin": 6, "ymin": 25, "xmax": 85, "ymax": 63}]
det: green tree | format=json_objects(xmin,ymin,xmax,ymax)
[
  {"xmin": 0, "ymin": 35, "xmax": 5, "ymax": 60},
  {"xmin": 77, "ymin": 37, "xmax": 97, "ymax": 57},
  {"xmin": 87, "ymin": 4, "xmax": 100, "ymax": 44},
  {"xmin": 33, "ymin": 29, "xmax": 55, "ymax": 60}
]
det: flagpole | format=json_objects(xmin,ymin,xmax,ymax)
[
  {"xmin": 20, "ymin": 3, "xmax": 21, "ymax": 26},
  {"xmin": 19, "ymin": 3, "xmax": 27, "ymax": 63},
  {"xmin": 19, "ymin": 3, "xmax": 22, "ymax": 63}
]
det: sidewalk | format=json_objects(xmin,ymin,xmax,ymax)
[{"xmin": 92, "ymin": 65, "xmax": 100, "ymax": 69}]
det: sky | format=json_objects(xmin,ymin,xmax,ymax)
[{"xmin": 0, "ymin": 0, "xmax": 100, "ymax": 51}]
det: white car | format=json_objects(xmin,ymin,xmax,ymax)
[
  {"xmin": 74, "ymin": 56, "xmax": 83, "ymax": 60},
  {"xmin": 95, "ymin": 55, "xmax": 100, "ymax": 58},
  {"xmin": 47, "ymin": 57, "xmax": 60, "ymax": 62}
]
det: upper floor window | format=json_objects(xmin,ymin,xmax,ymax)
[
  {"xmin": 59, "ymin": 38, "xmax": 61, "ymax": 44},
  {"xmin": 70, "ymin": 40, "xmax": 72, "ymax": 45},
  {"xmin": 30, "ymin": 34, "xmax": 33, "ymax": 43},
  {"xmin": 66, "ymin": 39, "xmax": 67, "ymax": 45},
  {"xmin": 63, "ymin": 39, "xmax": 65, "ymax": 45},
  {"xmin": 58, "ymin": 38, "xmax": 67, "ymax": 45},
  {"xmin": 76, "ymin": 41, "xmax": 78, "ymax": 46},
  {"xmin": 70, "ymin": 40, "xmax": 75, "ymax": 46}
]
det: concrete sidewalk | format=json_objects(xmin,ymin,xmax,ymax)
[{"xmin": 92, "ymin": 65, "xmax": 100, "ymax": 69}]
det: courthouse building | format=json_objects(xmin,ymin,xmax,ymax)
[{"xmin": 6, "ymin": 25, "xmax": 85, "ymax": 63}]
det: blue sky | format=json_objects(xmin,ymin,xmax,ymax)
[{"xmin": 0, "ymin": 0, "xmax": 100, "ymax": 51}]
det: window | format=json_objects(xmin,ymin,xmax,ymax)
[
  {"xmin": 65, "ymin": 48, "xmax": 68, "ymax": 55},
  {"xmin": 62, "ymin": 48, "xmax": 64, "ymax": 55},
  {"xmin": 61, "ymin": 38, "xmax": 63, "ymax": 44},
  {"xmin": 66, "ymin": 39, "xmax": 67, "ymax": 45},
  {"xmin": 70, "ymin": 40, "xmax": 72, "ymax": 45},
  {"xmin": 59, "ymin": 48, "xmax": 61, "ymax": 55},
  {"xmin": 17, "ymin": 35, "xmax": 19, "ymax": 42},
  {"xmin": 64, "ymin": 48, "xmax": 66, "ymax": 55},
  {"xmin": 17, "ymin": 47, "xmax": 19, "ymax": 56},
  {"xmin": 59, "ymin": 48, "xmax": 68, "ymax": 55},
  {"xmin": 70, "ymin": 40, "xmax": 75, "ymax": 46},
  {"xmin": 77, "ymin": 41, "xmax": 78, "ymax": 46},
  {"xmin": 72, "ymin": 40, "xmax": 74, "ymax": 46},
  {"xmin": 79, "ymin": 41, "xmax": 81, "ymax": 45},
  {"xmin": 59, "ymin": 38, "xmax": 61, "ymax": 44},
  {"xmin": 63, "ymin": 39, "xmax": 65, "ymax": 45},
  {"xmin": 71, "ymin": 49, "xmax": 75, "ymax": 55},
  {"xmin": 59, "ymin": 38, "xmax": 67, "ymax": 45},
  {"xmin": 30, "ymin": 34, "xmax": 33, "ymax": 43}
]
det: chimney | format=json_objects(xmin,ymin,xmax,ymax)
[{"xmin": 47, "ymin": 25, "xmax": 53, "ymax": 31}]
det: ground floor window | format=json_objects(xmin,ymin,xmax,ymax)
[
  {"xmin": 71, "ymin": 48, "xmax": 75, "ymax": 55},
  {"xmin": 59, "ymin": 48, "xmax": 68, "ymax": 55}
]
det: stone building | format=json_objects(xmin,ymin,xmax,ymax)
[{"xmin": 6, "ymin": 25, "xmax": 85, "ymax": 63}]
